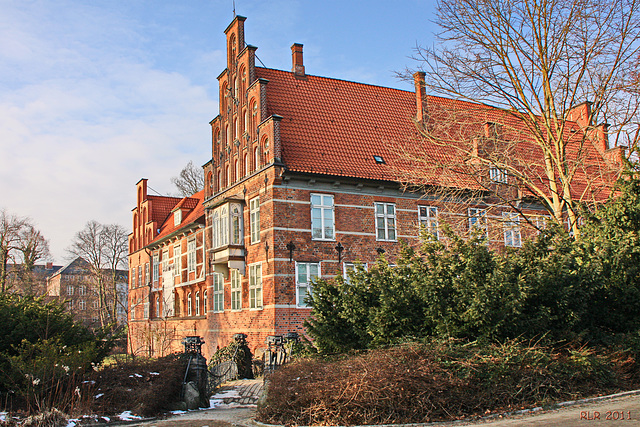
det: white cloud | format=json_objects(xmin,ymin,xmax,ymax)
[{"xmin": 0, "ymin": 1, "xmax": 221, "ymax": 262}]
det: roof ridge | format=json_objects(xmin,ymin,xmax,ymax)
[{"xmin": 255, "ymin": 66, "xmax": 414, "ymax": 95}]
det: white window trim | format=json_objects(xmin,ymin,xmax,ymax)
[
  {"xmin": 187, "ymin": 292, "xmax": 192, "ymax": 316},
  {"xmin": 213, "ymin": 273, "xmax": 224, "ymax": 313},
  {"xmin": 503, "ymin": 212, "xmax": 522, "ymax": 247},
  {"xmin": 343, "ymin": 262, "xmax": 368, "ymax": 284},
  {"xmin": 375, "ymin": 202, "xmax": 397, "ymax": 241},
  {"xmin": 311, "ymin": 194, "xmax": 335, "ymax": 241},
  {"xmin": 295, "ymin": 262, "xmax": 320, "ymax": 308},
  {"xmin": 173, "ymin": 245, "xmax": 181, "ymax": 277},
  {"xmin": 230, "ymin": 269, "xmax": 242, "ymax": 311},
  {"xmin": 490, "ymin": 167, "xmax": 508, "ymax": 184},
  {"xmin": 187, "ymin": 238, "xmax": 196, "ymax": 273},
  {"xmin": 250, "ymin": 197, "xmax": 260, "ymax": 244},
  {"xmin": 249, "ymin": 263, "xmax": 263, "ymax": 310},
  {"xmin": 418, "ymin": 205, "xmax": 439, "ymax": 239},
  {"xmin": 468, "ymin": 208, "xmax": 488, "ymax": 239},
  {"xmin": 152, "ymin": 254, "xmax": 159, "ymax": 284},
  {"xmin": 195, "ymin": 291, "xmax": 201, "ymax": 316}
]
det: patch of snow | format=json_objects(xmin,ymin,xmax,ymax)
[
  {"xmin": 170, "ymin": 410, "xmax": 187, "ymax": 415},
  {"xmin": 149, "ymin": 372, "xmax": 160, "ymax": 375},
  {"xmin": 65, "ymin": 420, "xmax": 78, "ymax": 427},
  {"xmin": 211, "ymin": 389, "xmax": 242, "ymax": 399},
  {"xmin": 95, "ymin": 393, "xmax": 104, "ymax": 398},
  {"xmin": 118, "ymin": 411, "xmax": 141, "ymax": 421},
  {"xmin": 209, "ymin": 398, "xmax": 223, "ymax": 408},
  {"xmin": 82, "ymin": 380, "xmax": 96, "ymax": 384},
  {"xmin": 0, "ymin": 412, "xmax": 6, "ymax": 422}
]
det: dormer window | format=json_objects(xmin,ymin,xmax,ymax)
[
  {"xmin": 490, "ymin": 167, "xmax": 508, "ymax": 184},
  {"xmin": 174, "ymin": 210, "xmax": 182, "ymax": 226}
]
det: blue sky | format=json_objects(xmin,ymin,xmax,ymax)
[{"xmin": 0, "ymin": 0, "xmax": 438, "ymax": 263}]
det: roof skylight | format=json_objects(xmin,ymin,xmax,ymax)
[{"xmin": 373, "ymin": 155, "xmax": 386, "ymax": 164}]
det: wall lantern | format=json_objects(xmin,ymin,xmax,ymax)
[
  {"xmin": 286, "ymin": 241, "xmax": 296, "ymax": 262},
  {"xmin": 335, "ymin": 242, "xmax": 344, "ymax": 263}
]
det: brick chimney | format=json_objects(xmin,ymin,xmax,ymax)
[
  {"xmin": 566, "ymin": 101, "xmax": 592, "ymax": 129},
  {"xmin": 291, "ymin": 43, "xmax": 305, "ymax": 77},
  {"xmin": 413, "ymin": 71, "xmax": 427, "ymax": 121}
]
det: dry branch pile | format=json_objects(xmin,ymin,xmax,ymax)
[{"xmin": 257, "ymin": 341, "xmax": 640, "ymax": 426}]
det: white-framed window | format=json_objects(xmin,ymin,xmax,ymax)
[
  {"xmin": 213, "ymin": 273, "xmax": 224, "ymax": 313},
  {"xmin": 195, "ymin": 291, "xmax": 201, "ymax": 316},
  {"xmin": 418, "ymin": 206, "xmax": 438, "ymax": 239},
  {"xmin": 144, "ymin": 262, "xmax": 149, "ymax": 285},
  {"xmin": 78, "ymin": 300, "xmax": 86, "ymax": 311},
  {"xmin": 469, "ymin": 208, "xmax": 488, "ymax": 239},
  {"xmin": 311, "ymin": 194, "xmax": 335, "ymax": 240},
  {"xmin": 220, "ymin": 206, "xmax": 229, "ymax": 247},
  {"xmin": 250, "ymin": 197, "xmax": 260, "ymax": 244},
  {"xmin": 78, "ymin": 285, "xmax": 86, "ymax": 296},
  {"xmin": 153, "ymin": 254, "xmax": 159, "ymax": 284},
  {"xmin": 503, "ymin": 212, "xmax": 522, "ymax": 247},
  {"xmin": 187, "ymin": 238, "xmax": 196, "ymax": 273},
  {"xmin": 143, "ymin": 301, "xmax": 149, "ymax": 319},
  {"xmin": 343, "ymin": 262, "xmax": 368, "ymax": 284},
  {"xmin": 375, "ymin": 202, "xmax": 396, "ymax": 241},
  {"xmin": 174, "ymin": 209, "xmax": 182, "ymax": 226},
  {"xmin": 130, "ymin": 268, "xmax": 135, "ymax": 287},
  {"xmin": 138, "ymin": 264, "xmax": 142, "ymax": 285},
  {"xmin": 296, "ymin": 262, "xmax": 319, "ymax": 308},
  {"xmin": 187, "ymin": 292, "xmax": 192, "ymax": 316},
  {"xmin": 67, "ymin": 285, "xmax": 74, "ymax": 295},
  {"xmin": 490, "ymin": 167, "xmax": 508, "ymax": 183},
  {"xmin": 162, "ymin": 249, "xmax": 169, "ymax": 277},
  {"xmin": 231, "ymin": 205, "xmax": 242, "ymax": 245},
  {"xmin": 173, "ymin": 244, "xmax": 181, "ymax": 277},
  {"xmin": 249, "ymin": 263, "xmax": 262, "ymax": 309},
  {"xmin": 155, "ymin": 296, "xmax": 160, "ymax": 317},
  {"xmin": 230, "ymin": 269, "xmax": 242, "ymax": 311},
  {"xmin": 203, "ymin": 290, "xmax": 207, "ymax": 313}
]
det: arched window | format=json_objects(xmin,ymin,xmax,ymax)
[
  {"xmin": 203, "ymin": 290, "xmax": 208, "ymax": 313},
  {"xmin": 217, "ymin": 170, "xmax": 222, "ymax": 191},
  {"xmin": 155, "ymin": 296, "xmax": 160, "ymax": 317},
  {"xmin": 263, "ymin": 137, "xmax": 269, "ymax": 164},
  {"xmin": 195, "ymin": 292, "xmax": 200, "ymax": 316},
  {"xmin": 221, "ymin": 84, "xmax": 227, "ymax": 113},
  {"xmin": 254, "ymin": 146, "xmax": 259, "ymax": 172},
  {"xmin": 234, "ymin": 118, "xmax": 238, "ymax": 141},
  {"xmin": 225, "ymin": 124, "xmax": 230, "ymax": 145},
  {"xmin": 187, "ymin": 292, "xmax": 192, "ymax": 317},
  {"xmin": 207, "ymin": 172, "xmax": 213, "ymax": 196}
]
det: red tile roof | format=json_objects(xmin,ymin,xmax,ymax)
[
  {"xmin": 255, "ymin": 67, "xmax": 617, "ymax": 202},
  {"xmin": 148, "ymin": 190, "xmax": 205, "ymax": 246},
  {"xmin": 147, "ymin": 195, "xmax": 182, "ymax": 226}
]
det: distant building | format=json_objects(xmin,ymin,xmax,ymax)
[
  {"xmin": 46, "ymin": 257, "xmax": 128, "ymax": 328},
  {"xmin": 5, "ymin": 262, "xmax": 62, "ymax": 295}
]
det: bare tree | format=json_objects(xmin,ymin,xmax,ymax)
[
  {"xmin": 396, "ymin": 0, "xmax": 640, "ymax": 236},
  {"xmin": 171, "ymin": 161, "xmax": 204, "ymax": 197},
  {"xmin": 0, "ymin": 209, "xmax": 50, "ymax": 293},
  {"xmin": 67, "ymin": 221, "xmax": 128, "ymax": 328}
]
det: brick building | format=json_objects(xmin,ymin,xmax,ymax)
[
  {"xmin": 46, "ymin": 257, "xmax": 128, "ymax": 328},
  {"xmin": 128, "ymin": 16, "xmax": 621, "ymax": 358}
]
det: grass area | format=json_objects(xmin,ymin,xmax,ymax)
[{"xmin": 257, "ymin": 339, "xmax": 640, "ymax": 426}]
